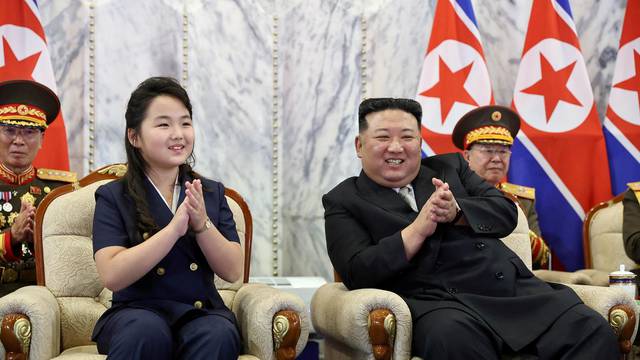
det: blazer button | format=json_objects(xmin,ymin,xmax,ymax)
[
  {"xmin": 194, "ymin": 300, "xmax": 203, "ymax": 309},
  {"xmin": 495, "ymin": 272, "xmax": 504, "ymax": 280},
  {"xmin": 156, "ymin": 267, "xmax": 165, "ymax": 276},
  {"xmin": 142, "ymin": 232, "xmax": 150, "ymax": 240},
  {"xmin": 475, "ymin": 242, "xmax": 486, "ymax": 250},
  {"xmin": 190, "ymin": 263, "xmax": 198, "ymax": 271},
  {"xmin": 447, "ymin": 287, "xmax": 458, "ymax": 294}
]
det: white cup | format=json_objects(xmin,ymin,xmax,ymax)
[{"xmin": 609, "ymin": 264, "xmax": 637, "ymax": 299}]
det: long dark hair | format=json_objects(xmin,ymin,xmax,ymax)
[{"xmin": 123, "ymin": 76, "xmax": 199, "ymax": 237}]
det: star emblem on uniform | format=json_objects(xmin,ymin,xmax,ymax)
[
  {"xmin": 419, "ymin": 56, "xmax": 478, "ymax": 124},
  {"xmin": 0, "ymin": 37, "xmax": 41, "ymax": 80},
  {"xmin": 520, "ymin": 53, "xmax": 582, "ymax": 122},
  {"xmin": 613, "ymin": 50, "xmax": 640, "ymax": 103}
]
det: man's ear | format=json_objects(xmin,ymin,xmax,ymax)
[
  {"xmin": 127, "ymin": 128, "xmax": 138, "ymax": 147},
  {"xmin": 355, "ymin": 135, "xmax": 363, "ymax": 158},
  {"xmin": 463, "ymin": 149, "xmax": 471, "ymax": 162}
]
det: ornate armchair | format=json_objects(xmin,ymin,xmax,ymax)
[
  {"xmin": 311, "ymin": 203, "xmax": 638, "ymax": 359},
  {"xmin": 0, "ymin": 164, "xmax": 309, "ymax": 360},
  {"xmin": 580, "ymin": 193, "xmax": 635, "ymax": 287}
]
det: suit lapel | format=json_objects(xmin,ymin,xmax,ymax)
[{"xmin": 355, "ymin": 170, "xmax": 416, "ymax": 219}]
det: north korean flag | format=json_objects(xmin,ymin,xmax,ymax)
[
  {"xmin": 415, "ymin": 0, "xmax": 493, "ymax": 156},
  {"xmin": 0, "ymin": 0, "xmax": 70, "ymax": 171},
  {"xmin": 603, "ymin": 0, "xmax": 640, "ymax": 195},
  {"xmin": 508, "ymin": 0, "xmax": 612, "ymax": 270}
]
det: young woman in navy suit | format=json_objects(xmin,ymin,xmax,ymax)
[{"xmin": 91, "ymin": 77, "xmax": 243, "ymax": 359}]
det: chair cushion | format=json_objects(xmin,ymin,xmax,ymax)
[
  {"xmin": 501, "ymin": 205, "xmax": 533, "ymax": 270},
  {"xmin": 43, "ymin": 180, "xmax": 112, "ymax": 298},
  {"xmin": 589, "ymin": 201, "xmax": 636, "ymax": 272}
]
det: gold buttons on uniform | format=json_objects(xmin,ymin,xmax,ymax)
[
  {"xmin": 194, "ymin": 300, "xmax": 203, "ymax": 309},
  {"xmin": 190, "ymin": 263, "xmax": 198, "ymax": 271},
  {"xmin": 156, "ymin": 267, "xmax": 165, "ymax": 276}
]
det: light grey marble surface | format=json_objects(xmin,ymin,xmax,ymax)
[{"xmin": 35, "ymin": 0, "xmax": 626, "ymax": 279}]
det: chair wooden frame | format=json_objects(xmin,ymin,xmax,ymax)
[{"xmin": 582, "ymin": 192, "xmax": 626, "ymax": 269}]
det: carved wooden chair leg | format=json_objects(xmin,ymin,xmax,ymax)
[
  {"xmin": 608, "ymin": 304, "xmax": 636, "ymax": 358},
  {"xmin": 1, "ymin": 313, "xmax": 30, "ymax": 360},
  {"xmin": 369, "ymin": 308, "xmax": 396, "ymax": 360},
  {"xmin": 273, "ymin": 309, "xmax": 301, "ymax": 360}
]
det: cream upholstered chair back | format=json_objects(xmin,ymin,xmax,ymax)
[
  {"xmin": 500, "ymin": 201, "xmax": 533, "ymax": 270},
  {"xmin": 34, "ymin": 164, "xmax": 254, "ymax": 353},
  {"xmin": 583, "ymin": 193, "xmax": 634, "ymax": 273}
]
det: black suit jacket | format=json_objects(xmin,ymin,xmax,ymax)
[{"xmin": 323, "ymin": 153, "xmax": 581, "ymax": 351}]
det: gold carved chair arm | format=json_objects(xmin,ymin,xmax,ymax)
[
  {"xmin": 564, "ymin": 284, "xmax": 637, "ymax": 356},
  {"xmin": 232, "ymin": 284, "xmax": 309, "ymax": 360},
  {"xmin": 0, "ymin": 286, "xmax": 60, "ymax": 360},
  {"xmin": 311, "ymin": 282, "xmax": 412, "ymax": 360}
]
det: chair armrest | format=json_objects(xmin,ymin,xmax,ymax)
[
  {"xmin": 574, "ymin": 269, "xmax": 610, "ymax": 286},
  {"xmin": 232, "ymin": 284, "xmax": 309, "ymax": 360},
  {"xmin": 0, "ymin": 285, "xmax": 60, "ymax": 360},
  {"xmin": 564, "ymin": 284, "xmax": 637, "ymax": 355},
  {"xmin": 533, "ymin": 270, "xmax": 593, "ymax": 284},
  {"xmin": 311, "ymin": 282, "xmax": 412, "ymax": 360}
]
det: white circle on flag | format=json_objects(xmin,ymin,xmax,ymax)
[
  {"xmin": 513, "ymin": 38, "xmax": 593, "ymax": 133},
  {"xmin": 416, "ymin": 39, "xmax": 492, "ymax": 135},
  {"xmin": 0, "ymin": 24, "xmax": 56, "ymax": 88},
  {"xmin": 608, "ymin": 38, "xmax": 640, "ymax": 125}
]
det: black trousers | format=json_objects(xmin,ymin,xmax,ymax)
[
  {"xmin": 95, "ymin": 307, "xmax": 241, "ymax": 360},
  {"xmin": 411, "ymin": 303, "xmax": 620, "ymax": 359}
]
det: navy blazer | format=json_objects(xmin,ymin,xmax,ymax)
[
  {"xmin": 323, "ymin": 153, "xmax": 581, "ymax": 351},
  {"xmin": 92, "ymin": 174, "xmax": 239, "ymax": 337}
]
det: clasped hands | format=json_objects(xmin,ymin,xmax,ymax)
[
  {"xmin": 412, "ymin": 178, "xmax": 459, "ymax": 237},
  {"xmin": 422, "ymin": 177, "xmax": 458, "ymax": 224},
  {"xmin": 170, "ymin": 179, "xmax": 211, "ymax": 237},
  {"xmin": 10, "ymin": 199, "xmax": 36, "ymax": 245}
]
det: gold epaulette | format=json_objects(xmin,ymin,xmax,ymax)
[
  {"xmin": 36, "ymin": 168, "xmax": 77, "ymax": 183},
  {"xmin": 628, "ymin": 181, "xmax": 640, "ymax": 192},
  {"xmin": 500, "ymin": 182, "xmax": 535, "ymax": 200}
]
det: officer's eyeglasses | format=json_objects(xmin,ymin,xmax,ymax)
[
  {"xmin": 0, "ymin": 126, "xmax": 42, "ymax": 141},
  {"xmin": 472, "ymin": 145, "xmax": 512, "ymax": 159}
]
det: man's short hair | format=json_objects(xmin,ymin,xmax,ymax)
[{"xmin": 358, "ymin": 98, "xmax": 422, "ymax": 132}]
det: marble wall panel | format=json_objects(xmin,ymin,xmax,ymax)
[{"xmin": 188, "ymin": 0, "xmax": 274, "ymax": 276}]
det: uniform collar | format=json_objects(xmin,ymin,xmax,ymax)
[{"xmin": 0, "ymin": 164, "xmax": 35, "ymax": 185}]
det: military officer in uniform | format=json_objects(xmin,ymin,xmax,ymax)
[
  {"xmin": 0, "ymin": 80, "xmax": 76, "ymax": 296},
  {"xmin": 451, "ymin": 105, "xmax": 551, "ymax": 269},
  {"xmin": 623, "ymin": 182, "xmax": 640, "ymax": 272}
]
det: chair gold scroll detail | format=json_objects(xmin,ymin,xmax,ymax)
[
  {"xmin": 311, "ymin": 204, "xmax": 638, "ymax": 359},
  {"xmin": 0, "ymin": 163, "xmax": 309, "ymax": 360}
]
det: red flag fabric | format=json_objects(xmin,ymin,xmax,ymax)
[
  {"xmin": 603, "ymin": 0, "xmax": 640, "ymax": 195},
  {"xmin": 508, "ymin": 0, "xmax": 612, "ymax": 270},
  {"xmin": 0, "ymin": 0, "xmax": 70, "ymax": 171},
  {"xmin": 415, "ymin": 0, "xmax": 493, "ymax": 156}
]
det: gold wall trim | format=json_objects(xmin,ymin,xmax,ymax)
[
  {"xmin": 88, "ymin": 0, "xmax": 96, "ymax": 172},
  {"xmin": 271, "ymin": 14, "xmax": 280, "ymax": 276}
]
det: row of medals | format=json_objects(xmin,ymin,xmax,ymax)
[{"xmin": 0, "ymin": 191, "xmax": 39, "ymax": 228}]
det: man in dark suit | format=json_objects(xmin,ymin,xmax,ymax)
[{"xmin": 323, "ymin": 98, "xmax": 619, "ymax": 359}]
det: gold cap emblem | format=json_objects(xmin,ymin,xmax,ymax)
[{"xmin": 491, "ymin": 111, "xmax": 502, "ymax": 121}]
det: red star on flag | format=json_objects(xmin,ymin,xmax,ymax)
[
  {"xmin": 419, "ymin": 56, "xmax": 478, "ymax": 123},
  {"xmin": 613, "ymin": 50, "xmax": 640, "ymax": 103},
  {"xmin": 0, "ymin": 37, "xmax": 41, "ymax": 80},
  {"xmin": 520, "ymin": 53, "xmax": 582, "ymax": 122}
]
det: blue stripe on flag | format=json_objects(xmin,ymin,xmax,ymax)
[
  {"xmin": 508, "ymin": 139, "xmax": 584, "ymax": 270},
  {"xmin": 604, "ymin": 127, "xmax": 640, "ymax": 195},
  {"xmin": 555, "ymin": 0, "xmax": 573, "ymax": 18},
  {"xmin": 455, "ymin": 0, "xmax": 478, "ymax": 26}
]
